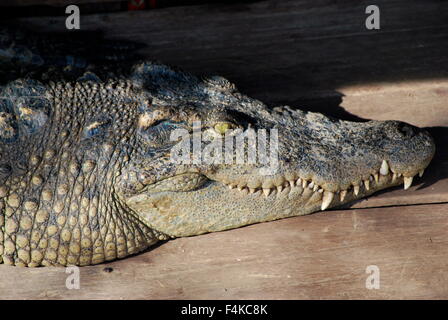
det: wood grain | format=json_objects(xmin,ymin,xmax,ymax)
[
  {"xmin": 1, "ymin": 203, "xmax": 447, "ymax": 299},
  {"xmin": 2, "ymin": 0, "xmax": 116, "ymax": 6}
]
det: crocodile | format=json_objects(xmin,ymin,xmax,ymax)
[{"xmin": 0, "ymin": 30, "xmax": 435, "ymax": 267}]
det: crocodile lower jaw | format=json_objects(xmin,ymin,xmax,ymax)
[{"xmin": 210, "ymin": 159, "xmax": 424, "ymax": 211}]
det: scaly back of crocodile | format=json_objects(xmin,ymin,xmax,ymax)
[{"xmin": 0, "ymin": 77, "xmax": 164, "ymax": 266}]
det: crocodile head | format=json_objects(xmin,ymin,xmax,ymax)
[{"xmin": 122, "ymin": 63, "xmax": 435, "ymax": 238}]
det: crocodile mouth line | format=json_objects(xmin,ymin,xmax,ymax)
[
  {"xmin": 212, "ymin": 159, "xmax": 426, "ymax": 210},
  {"xmin": 143, "ymin": 157, "xmax": 428, "ymax": 212}
]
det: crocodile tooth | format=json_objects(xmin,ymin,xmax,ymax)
[
  {"xmin": 241, "ymin": 187, "xmax": 249, "ymax": 195},
  {"xmin": 380, "ymin": 160, "xmax": 389, "ymax": 175},
  {"xmin": 321, "ymin": 191, "xmax": 334, "ymax": 210},
  {"xmin": 419, "ymin": 169, "xmax": 425, "ymax": 177},
  {"xmin": 373, "ymin": 173, "xmax": 379, "ymax": 183},
  {"xmin": 229, "ymin": 184, "xmax": 236, "ymax": 189},
  {"xmin": 353, "ymin": 185, "xmax": 360, "ymax": 196},
  {"xmin": 277, "ymin": 185, "xmax": 283, "ymax": 192},
  {"xmin": 263, "ymin": 188, "xmax": 271, "ymax": 197},
  {"xmin": 238, "ymin": 186, "xmax": 244, "ymax": 191},
  {"xmin": 289, "ymin": 180, "xmax": 295, "ymax": 188},
  {"xmin": 369, "ymin": 175, "xmax": 373, "ymax": 182},
  {"xmin": 392, "ymin": 172, "xmax": 398, "ymax": 182},
  {"xmin": 308, "ymin": 181, "xmax": 314, "ymax": 189},
  {"xmin": 302, "ymin": 180, "xmax": 308, "ymax": 188},
  {"xmin": 364, "ymin": 179, "xmax": 370, "ymax": 190},
  {"xmin": 340, "ymin": 190, "xmax": 347, "ymax": 202},
  {"xmin": 313, "ymin": 185, "xmax": 318, "ymax": 192},
  {"xmin": 404, "ymin": 176, "xmax": 413, "ymax": 190},
  {"xmin": 318, "ymin": 188, "xmax": 323, "ymax": 193},
  {"xmin": 397, "ymin": 173, "xmax": 402, "ymax": 177},
  {"xmin": 249, "ymin": 188, "xmax": 256, "ymax": 194},
  {"xmin": 296, "ymin": 178, "xmax": 302, "ymax": 185}
]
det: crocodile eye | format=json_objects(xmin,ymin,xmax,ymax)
[{"xmin": 214, "ymin": 122, "xmax": 234, "ymax": 135}]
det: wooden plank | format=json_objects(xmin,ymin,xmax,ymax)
[
  {"xmin": 2, "ymin": 0, "xmax": 116, "ymax": 6},
  {"xmin": 8, "ymin": 0, "xmax": 448, "ymax": 99},
  {"xmin": 1, "ymin": 203, "xmax": 447, "ymax": 299},
  {"xmin": 0, "ymin": 0, "xmax": 126, "ymax": 17}
]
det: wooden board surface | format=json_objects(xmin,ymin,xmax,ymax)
[
  {"xmin": 1, "ymin": 203, "xmax": 448, "ymax": 299},
  {"xmin": 2, "ymin": 0, "xmax": 116, "ymax": 6},
  {"xmin": 1, "ymin": 0, "xmax": 447, "ymax": 299}
]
